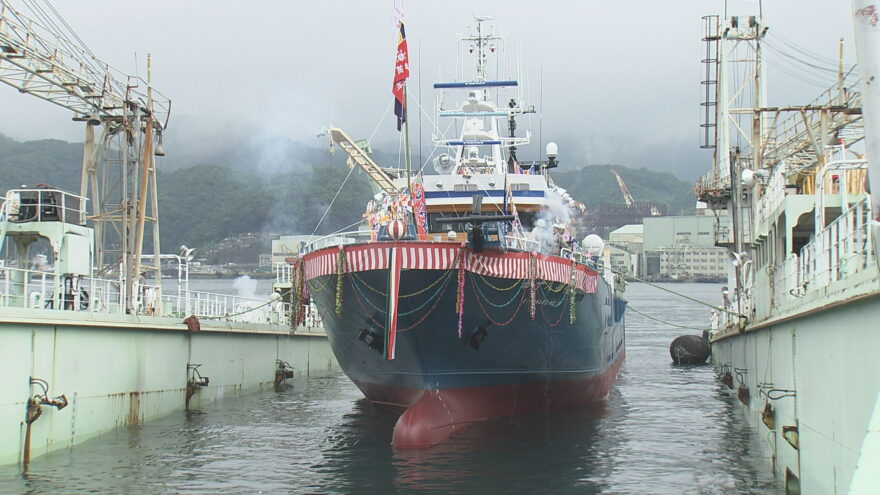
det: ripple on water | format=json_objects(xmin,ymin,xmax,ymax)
[{"xmin": 0, "ymin": 283, "xmax": 780, "ymax": 494}]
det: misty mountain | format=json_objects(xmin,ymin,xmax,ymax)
[
  {"xmin": 0, "ymin": 133, "xmax": 694, "ymax": 253},
  {"xmin": 554, "ymin": 164, "xmax": 695, "ymax": 215},
  {"xmin": 0, "ymin": 133, "xmax": 374, "ymax": 251},
  {"xmin": 0, "ymin": 135, "xmax": 82, "ymax": 191}
]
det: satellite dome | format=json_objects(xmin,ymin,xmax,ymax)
[{"xmin": 582, "ymin": 234, "xmax": 605, "ymax": 257}]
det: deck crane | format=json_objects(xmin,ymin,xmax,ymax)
[
  {"xmin": 0, "ymin": 0, "xmax": 171, "ymax": 312},
  {"xmin": 610, "ymin": 169, "xmax": 661, "ymax": 216},
  {"xmin": 328, "ymin": 127, "xmax": 398, "ymax": 195}
]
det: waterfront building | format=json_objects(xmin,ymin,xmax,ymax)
[
  {"xmin": 608, "ymin": 224, "xmax": 643, "ymax": 276},
  {"xmin": 642, "ymin": 215, "xmax": 729, "ymax": 281}
]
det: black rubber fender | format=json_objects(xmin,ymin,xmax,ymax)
[{"xmin": 670, "ymin": 334, "xmax": 710, "ymax": 365}]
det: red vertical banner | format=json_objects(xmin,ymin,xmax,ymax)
[
  {"xmin": 411, "ymin": 175, "xmax": 428, "ymax": 238},
  {"xmin": 392, "ymin": 20, "xmax": 410, "ymax": 131},
  {"xmin": 384, "ymin": 246, "xmax": 403, "ymax": 360}
]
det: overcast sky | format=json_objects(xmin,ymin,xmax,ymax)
[{"xmin": 0, "ymin": 0, "xmax": 857, "ymax": 178}]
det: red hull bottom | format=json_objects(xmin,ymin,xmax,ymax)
[{"xmin": 374, "ymin": 351, "xmax": 626, "ymax": 449}]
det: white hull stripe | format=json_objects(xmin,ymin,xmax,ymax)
[{"xmin": 302, "ymin": 242, "xmax": 599, "ymax": 293}]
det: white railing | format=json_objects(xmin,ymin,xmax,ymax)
[
  {"xmin": 0, "ymin": 187, "xmax": 88, "ymax": 225},
  {"xmin": 0, "ymin": 266, "xmax": 127, "ymax": 312},
  {"xmin": 299, "ymin": 302, "xmax": 323, "ymax": 331},
  {"xmin": 796, "ymin": 197, "xmax": 872, "ymax": 294},
  {"xmin": 302, "ymin": 231, "xmax": 374, "ymax": 254},
  {"xmin": 0, "ymin": 264, "xmax": 290, "ymax": 325},
  {"xmin": 301, "ymin": 229, "xmax": 467, "ymax": 254},
  {"xmin": 0, "ymin": 266, "xmax": 56, "ymax": 309},
  {"xmin": 505, "ymin": 234, "xmax": 539, "ymax": 253},
  {"xmin": 160, "ymin": 289, "xmax": 275, "ymax": 323}
]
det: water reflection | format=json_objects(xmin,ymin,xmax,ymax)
[{"xmin": 0, "ymin": 283, "xmax": 781, "ymax": 494}]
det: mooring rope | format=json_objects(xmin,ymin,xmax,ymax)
[
  {"xmin": 610, "ymin": 267, "xmax": 744, "ymax": 318},
  {"xmin": 626, "ymin": 304, "xmax": 711, "ymax": 331}
]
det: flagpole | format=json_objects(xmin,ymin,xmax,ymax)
[{"xmin": 403, "ymin": 83, "xmax": 413, "ymax": 197}]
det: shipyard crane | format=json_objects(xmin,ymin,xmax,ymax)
[
  {"xmin": 610, "ymin": 170, "xmax": 635, "ymax": 208},
  {"xmin": 610, "ymin": 169, "xmax": 660, "ymax": 216},
  {"xmin": 0, "ymin": 0, "xmax": 171, "ymax": 312}
]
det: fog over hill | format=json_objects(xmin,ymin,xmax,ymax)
[{"xmin": 0, "ymin": 132, "xmax": 696, "ymax": 253}]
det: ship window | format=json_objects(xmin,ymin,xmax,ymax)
[
  {"xmin": 427, "ymin": 211, "xmax": 538, "ymax": 234},
  {"xmin": 511, "ymin": 183, "xmax": 530, "ymax": 191},
  {"xmin": 429, "ymin": 211, "xmax": 470, "ymax": 233},
  {"xmin": 453, "ymin": 183, "xmax": 478, "ymax": 192}
]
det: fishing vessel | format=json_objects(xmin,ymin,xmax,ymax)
[
  {"xmin": 698, "ymin": 2, "xmax": 880, "ymax": 492},
  {"xmin": 294, "ymin": 15, "xmax": 626, "ymax": 448},
  {"xmin": 0, "ymin": 0, "xmax": 333, "ymax": 467}
]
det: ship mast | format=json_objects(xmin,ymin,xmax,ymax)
[{"xmin": 403, "ymin": 84, "xmax": 413, "ymax": 195}]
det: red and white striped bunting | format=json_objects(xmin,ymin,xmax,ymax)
[{"xmin": 301, "ymin": 242, "xmax": 599, "ymax": 293}]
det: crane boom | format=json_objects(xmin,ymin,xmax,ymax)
[
  {"xmin": 0, "ymin": 0, "xmax": 169, "ymax": 127},
  {"xmin": 611, "ymin": 170, "xmax": 635, "ymax": 208},
  {"xmin": 329, "ymin": 127, "xmax": 398, "ymax": 195}
]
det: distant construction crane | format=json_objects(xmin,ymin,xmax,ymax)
[
  {"xmin": 0, "ymin": 0, "xmax": 171, "ymax": 311},
  {"xmin": 611, "ymin": 170, "xmax": 660, "ymax": 216},
  {"xmin": 610, "ymin": 170, "xmax": 635, "ymax": 207}
]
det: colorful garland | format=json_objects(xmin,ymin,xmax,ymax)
[
  {"xmin": 335, "ymin": 247, "xmax": 345, "ymax": 316},
  {"xmin": 456, "ymin": 247, "xmax": 466, "ymax": 338},
  {"xmin": 291, "ymin": 259, "xmax": 302, "ymax": 328},
  {"xmin": 569, "ymin": 260, "xmax": 577, "ymax": 325},
  {"xmin": 469, "ymin": 276, "xmax": 527, "ymax": 326},
  {"xmin": 529, "ymin": 252, "xmax": 537, "ymax": 320}
]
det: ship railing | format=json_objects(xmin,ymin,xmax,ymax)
[
  {"xmin": 162, "ymin": 289, "xmax": 284, "ymax": 324},
  {"xmin": 763, "ymin": 71, "xmax": 861, "ymax": 169},
  {"xmin": 0, "ymin": 264, "xmax": 290, "ymax": 324},
  {"xmin": 0, "ymin": 187, "xmax": 88, "ymax": 225},
  {"xmin": 0, "ymin": 266, "xmax": 127, "ymax": 313},
  {"xmin": 505, "ymin": 234, "xmax": 539, "ymax": 253},
  {"xmin": 795, "ymin": 197, "xmax": 872, "ymax": 295},
  {"xmin": 302, "ymin": 230, "xmax": 470, "ymax": 255},
  {"xmin": 773, "ymin": 253, "xmax": 800, "ymax": 306},
  {"xmin": 302, "ymin": 231, "xmax": 374, "ymax": 254},
  {"xmin": 713, "ymin": 287, "xmax": 745, "ymax": 331},
  {"xmin": 296, "ymin": 301, "xmax": 324, "ymax": 333},
  {"xmin": 560, "ymin": 246, "xmax": 605, "ymax": 271},
  {"xmin": 0, "ymin": 265, "xmax": 58, "ymax": 309}
]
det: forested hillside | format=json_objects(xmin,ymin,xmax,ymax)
[
  {"xmin": 553, "ymin": 164, "xmax": 695, "ymax": 215},
  {"xmin": 0, "ymin": 134, "xmax": 695, "ymax": 253}
]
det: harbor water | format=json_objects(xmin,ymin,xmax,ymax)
[{"xmin": 0, "ymin": 282, "xmax": 780, "ymax": 494}]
